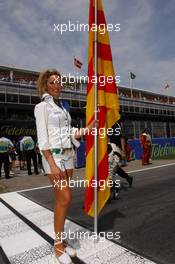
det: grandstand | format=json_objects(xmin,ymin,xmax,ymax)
[{"xmin": 0, "ymin": 65, "xmax": 175, "ymax": 139}]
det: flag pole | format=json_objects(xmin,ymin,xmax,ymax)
[
  {"xmin": 167, "ymin": 84, "xmax": 169, "ymax": 104},
  {"xmin": 167, "ymin": 91, "xmax": 169, "ymax": 104},
  {"xmin": 164, "ymin": 81, "xmax": 170, "ymax": 104},
  {"xmin": 129, "ymin": 73, "xmax": 133, "ymax": 98},
  {"xmin": 73, "ymin": 56, "xmax": 77, "ymax": 91},
  {"xmin": 94, "ymin": 0, "xmax": 98, "ymax": 239},
  {"xmin": 79, "ymin": 66, "xmax": 82, "ymax": 92}
]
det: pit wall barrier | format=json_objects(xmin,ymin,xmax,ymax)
[{"xmin": 75, "ymin": 138, "xmax": 175, "ymax": 168}]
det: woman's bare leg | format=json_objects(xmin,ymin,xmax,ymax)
[{"xmin": 49, "ymin": 169, "xmax": 73, "ymax": 255}]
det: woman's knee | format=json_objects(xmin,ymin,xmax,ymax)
[{"xmin": 55, "ymin": 188, "xmax": 72, "ymax": 207}]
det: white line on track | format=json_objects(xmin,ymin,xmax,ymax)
[
  {"xmin": 16, "ymin": 185, "xmax": 51, "ymax": 193},
  {"xmin": 128, "ymin": 162, "xmax": 175, "ymax": 174},
  {"xmin": 3, "ymin": 162, "xmax": 175, "ymax": 195}
]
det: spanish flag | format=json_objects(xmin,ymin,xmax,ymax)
[{"xmin": 85, "ymin": 0, "xmax": 120, "ymax": 217}]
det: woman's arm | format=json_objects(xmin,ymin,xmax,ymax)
[
  {"xmin": 34, "ymin": 103, "xmax": 50, "ymax": 151},
  {"xmin": 34, "ymin": 103, "xmax": 62, "ymax": 178}
]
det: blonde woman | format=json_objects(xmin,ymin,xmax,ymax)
[{"xmin": 34, "ymin": 69, "xmax": 95, "ymax": 264}]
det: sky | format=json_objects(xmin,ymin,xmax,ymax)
[{"xmin": 0, "ymin": 0, "xmax": 175, "ymax": 96}]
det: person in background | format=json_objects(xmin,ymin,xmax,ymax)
[
  {"xmin": 20, "ymin": 134, "xmax": 39, "ymax": 175},
  {"xmin": 109, "ymin": 122, "xmax": 133, "ymax": 188},
  {"xmin": 16, "ymin": 137, "xmax": 26, "ymax": 170},
  {"xmin": 9, "ymin": 140, "xmax": 17, "ymax": 175},
  {"xmin": 108, "ymin": 142, "xmax": 120, "ymax": 199},
  {"xmin": 140, "ymin": 128, "xmax": 152, "ymax": 165},
  {"xmin": 119, "ymin": 135, "xmax": 127, "ymax": 167},
  {"xmin": 0, "ymin": 131, "xmax": 14, "ymax": 179},
  {"xmin": 125, "ymin": 137, "xmax": 132, "ymax": 162},
  {"xmin": 35, "ymin": 141, "xmax": 44, "ymax": 173}
]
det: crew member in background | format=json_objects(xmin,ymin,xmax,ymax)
[
  {"xmin": 140, "ymin": 128, "xmax": 152, "ymax": 165},
  {"xmin": 36, "ymin": 141, "xmax": 44, "ymax": 173},
  {"xmin": 16, "ymin": 136, "xmax": 26, "ymax": 170},
  {"xmin": 125, "ymin": 137, "xmax": 132, "ymax": 162},
  {"xmin": 120, "ymin": 135, "xmax": 127, "ymax": 167},
  {"xmin": 20, "ymin": 134, "xmax": 39, "ymax": 175},
  {"xmin": 9, "ymin": 139, "xmax": 17, "ymax": 174},
  {"xmin": 108, "ymin": 142, "xmax": 120, "ymax": 200},
  {"xmin": 0, "ymin": 131, "xmax": 14, "ymax": 179},
  {"xmin": 109, "ymin": 122, "xmax": 133, "ymax": 188}
]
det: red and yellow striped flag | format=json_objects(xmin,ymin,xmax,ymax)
[{"xmin": 84, "ymin": 0, "xmax": 120, "ymax": 217}]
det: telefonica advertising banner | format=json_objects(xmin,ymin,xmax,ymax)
[
  {"xmin": 129, "ymin": 138, "xmax": 175, "ymax": 160},
  {"xmin": 76, "ymin": 138, "xmax": 175, "ymax": 167}
]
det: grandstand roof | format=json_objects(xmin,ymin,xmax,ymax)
[{"xmin": 0, "ymin": 65, "xmax": 38, "ymax": 75}]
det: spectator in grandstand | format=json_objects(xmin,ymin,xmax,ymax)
[
  {"xmin": 140, "ymin": 128, "xmax": 152, "ymax": 165},
  {"xmin": 119, "ymin": 92, "xmax": 125, "ymax": 97},
  {"xmin": 0, "ymin": 131, "xmax": 14, "ymax": 179},
  {"xmin": 20, "ymin": 134, "xmax": 39, "ymax": 175},
  {"xmin": 34, "ymin": 69, "xmax": 96, "ymax": 264}
]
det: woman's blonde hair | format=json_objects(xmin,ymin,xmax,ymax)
[{"xmin": 37, "ymin": 69, "xmax": 61, "ymax": 96}]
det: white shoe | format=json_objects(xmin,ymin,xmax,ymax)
[
  {"xmin": 54, "ymin": 247, "xmax": 72, "ymax": 264},
  {"xmin": 65, "ymin": 245, "xmax": 77, "ymax": 257},
  {"xmin": 58, "ymin": 252, "xmax": 72, "ymax": 264}
]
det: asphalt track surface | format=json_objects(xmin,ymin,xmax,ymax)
[{"xmin": 20, "ymin": 164, "xmax": 175, "ymax": 264}]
